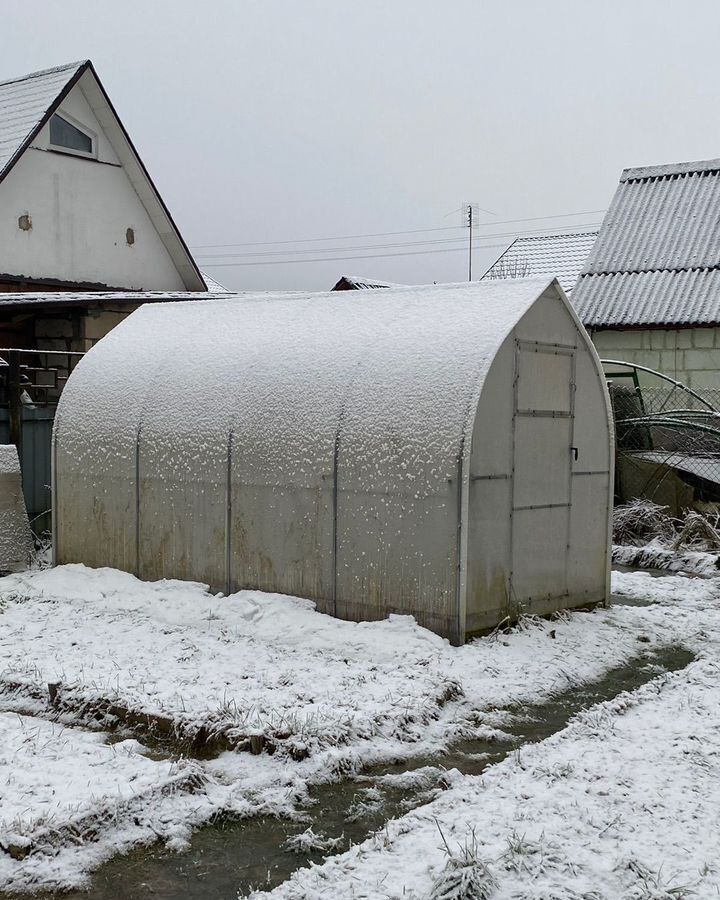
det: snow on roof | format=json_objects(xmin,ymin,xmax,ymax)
[
  {"xmin": 331, "ymin": 274, "xmax": 405, "ymax": 290},
  {"xmin": 0, "ymin": 290, "xmax": 230, "ymax": 310},
  {"xmin": 0, "ymin": 60, "xmax": 86, "ymax": 180},
  {"xmin": 200, "ymin": 271, "xmax": 230, "ymax": 292},
  {"xmin": 56, "ymin": 278, "xmax": 561, "ymax": 515},
  {"xmin": 0, "ymin": 60, "xmax": 205, "ymax": 291},
  {"xmin": 481, "ymin": 231, "xmax": 598, "ymax": 294},
  {"xmin": 574, "ymin": 158, "xmax": 720, "ymax": 328}
]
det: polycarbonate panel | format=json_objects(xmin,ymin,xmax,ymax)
[
  {"xmin": 572, "ymin": 352, "xmax": 613, "ymax": 474},
  {"xmin": 511, "ymin": 506, "xmax": 568, "ymax": 602},
  {"xmin": 137, "ymin": 423, "xmax": 230, "ymax": 587},
  {"xmin": 516, "ymin": 348, "xmax": 573, "ymax": 413},
  {"xmin": 513, "ymin": 416, "xmax": 572, "ymax": 508},
  {"xmin": 53, "ymin": 312, "xmax": 159, "ymax": 573},
  {"xmin": 567, "ymin": 473, "xmax": 609, "ymax": 600},
  {"xmin": 335, "ymin": 459, "xmax": 459, "ymax": 636},
  {"xmin": 466, "ymin": 477, "xmax": 511, "ymax": 632}
]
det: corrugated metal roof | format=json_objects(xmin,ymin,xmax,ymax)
[
  {"xmin": 0, "ymin": 61, "xmax": 86, "ymax": 180},
  {"xmin": 572, "ymin": 269, "xmax": 720, "ymax": 328},
  {"xmin": 574, "ymin": 158, "xmax": 720, "ymax": 327},
  {"xmin": 481, "ymin": 231, "xmax": 598, "ymax": 293}
]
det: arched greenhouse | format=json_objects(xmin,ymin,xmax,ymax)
[{"xmin": 53, "ymin": 279, "xmax": 613, "ymax": 644}]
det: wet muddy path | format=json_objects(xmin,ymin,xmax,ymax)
[{"xmin": 29, "ymin": 643, "xmax": 694, "ymax": 900}]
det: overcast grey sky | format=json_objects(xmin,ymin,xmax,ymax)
[{"xmin": 5, "ymin": 0, "xmax": 720, "ymax": 291}]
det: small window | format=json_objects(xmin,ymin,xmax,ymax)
[{"xmin": 49, "ymin": 113, "xmax": 94, "ymax": 156}]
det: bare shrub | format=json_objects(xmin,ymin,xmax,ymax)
[
  {"xmin": 673, "ymin": 510, "xmax": 720, "ymax": 551},
  {"xmin": 612, "ymin": 500, "xmax": 677, "ymax": 546}
]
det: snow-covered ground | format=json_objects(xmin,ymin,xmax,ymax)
[
  {"xmin": 260, "ymin": 657, "xmax": 720, "ymax": 899},
  {"xmin": 0, "ymin": 564, "xmax": 717, "ymax": 892},
  {"xmin": 252, "ymin": 570, "xmax": 720, "ymax": 900},
  {"xmin": 613, "ymin": 540, "xmax": 720, "ymax": 577},
  {"xmin": 0, "ymin": 715, "xmax": 217, "ymax": 892}
]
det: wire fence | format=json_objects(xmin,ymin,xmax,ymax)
[{"xmin": 608, "ymin": 380, "xmax": 720, "ymax": 511}]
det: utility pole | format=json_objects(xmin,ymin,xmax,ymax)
[
  {"xmin": 463, "ymin": 203, "xmax": 479, "ymax": 281},
  {"xmin": 468, "ymin": 204, "xmax": 473, "ymax": 280}
]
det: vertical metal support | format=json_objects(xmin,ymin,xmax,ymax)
[
  {"xmin": 134, "ymin": 424, "xmax": 142, "ymax": 578},
  {"xmin": 565, "ymin": 350, "xmax": 577, "ymax": 595},
  {"xmin": 603, "ymin": 367, "xmax": 616, "ymax": 609},
  {"xmin": 225, "ymin": 428, "xmax": 234, "ymax": 595},
  {"xmin": 454, "ymin": 440, "xmax": 468, "ymax": 646},
  {"xmin": 7, "ymin": 350, "xmax": 22, "ymax": 460},
  {"xmin": 331, "ymin": 423, "xmax": 341, "ymax": 618},
  {"xmin": 51, "ymin": 413, "xmax": 58, "ymax": 565},
  {"xmin": 507, "ymin": 340, "xmax": 520, "ymax": 605}
]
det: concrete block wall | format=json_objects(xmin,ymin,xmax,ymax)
[
  {"xmin": 590, "ymin": 327, "xmax": 720, "ymax": 390},
  {"xmin": 83, "ymin": 309, "xmax": 130, "ymax": 345},
  {"xmin": 36, "ymin": 307, "xmax": 137, "ymax": 352},
  {"xmin": 33, "ymin": 305, "xmax": 138, "ymax": 400}
]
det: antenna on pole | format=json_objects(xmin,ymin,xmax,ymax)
[{"xmin": 462, "ymin": 203, "xmax": 479, "ymax": 281}]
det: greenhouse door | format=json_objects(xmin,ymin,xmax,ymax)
[{"xmin": 510, "ymin": 341, "xmax": 575, "ymax": 606}]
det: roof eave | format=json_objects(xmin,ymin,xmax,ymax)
[
  {"xmin": 79, "ymin": 62, "xmax": 205, "ymax": 292},
  {"xmin": 0, "ymin": 60, "xmax": 206, "ymax": 293}
]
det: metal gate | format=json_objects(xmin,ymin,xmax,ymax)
[
  {"xmin": 0, "ymin": 347, "xmax": 82, "ymax": 536},
  {"xmin": 0, "ymin": 407, "xmax": 56, "ymax": 533},
  {"xmin": 510, "ymin": 340, "xmax": 576, "ymax": 605}
]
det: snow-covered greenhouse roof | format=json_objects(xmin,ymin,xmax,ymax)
[
  {"xmin": 58, "ymin": 279, "xmax": 562, "ymax": 469},
  {"xmin": 573, "ymin": 158, "xmax": 720, "ymax": 328}
]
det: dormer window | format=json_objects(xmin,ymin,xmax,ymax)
[{"xmin": 48, "ymin": 113, "xmax": 95, "ymax": 157}]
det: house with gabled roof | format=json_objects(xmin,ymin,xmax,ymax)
[
  {"xmin": 0, "ymin": 59, "xmax": 204, "ymax": 293},
  {"xmin": 0, "ymin": 58, "xmax": 217, "ymax": 356},
  {"xmin": 573, "ymin": 158, "xmax": 720, "ymax": 391},
  {"xmin": 0, "ymin": 59, "xmax": 217, "ymax": 529},
  {"xmin": 0, "ymin": 58, "xmax": 232, "ymax": 367},
  {"xmin": 481, "ymin": 231, "xmax": 599, "ymax": 294},
  {"xmin": 331, "ymin": 274, "xmax": 403, "ymax": 291}
]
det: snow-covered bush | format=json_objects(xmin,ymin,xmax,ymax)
[{"xmin": 430, "ymin": 826, "xmax": 497, "ymax": 900}]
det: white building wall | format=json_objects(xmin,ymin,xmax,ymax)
[
  {"xmin": 590, "ymin": 327, "xmax": 720, "ymax": 391},
  {"xmin": 0, "ymin": 81, "xmax": 186, "ymax": 290}
]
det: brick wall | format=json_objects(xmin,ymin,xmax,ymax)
[{"xmin": 590, "ymin": 327, "xmax": 720, "ymax": 390}]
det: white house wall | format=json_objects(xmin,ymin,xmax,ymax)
[
  {"xmin": 0, "ymin": 80, "xmax": 186, "ymax": 290},
  {"xmin": 590, "ymin": 327, "xmax": 720, "ymax": 391}
]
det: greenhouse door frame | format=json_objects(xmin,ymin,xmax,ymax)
[{"xmin": 509, "ymin": 339, "xmax": 576, "ymax": 610}]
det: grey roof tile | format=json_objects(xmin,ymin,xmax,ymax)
[
  {"xmin": 575, "ymin": 158, "xmax": 720, "ymax": 327},
  {"xmin": 482, "ymin": 231, "xmax": 598, "ymax": 293},
  {"xmin": 0, "ymin": 61, "xmax": 86, "ymax": 180}
]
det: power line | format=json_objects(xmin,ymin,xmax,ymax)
[
  {"xmin": 190, "ymin": 209, "xmax": 606, "ymax": 250},
  {"xmin": 197, "ymin": 234, "xmax": 473, "ymax": 259},
  {"xmin": 195, "ymin": 221, "xmax": 601, "ymax": 261},
  {"xmin": 201, "ymin": 241, "xmax": 514, "ymax": 268}
]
